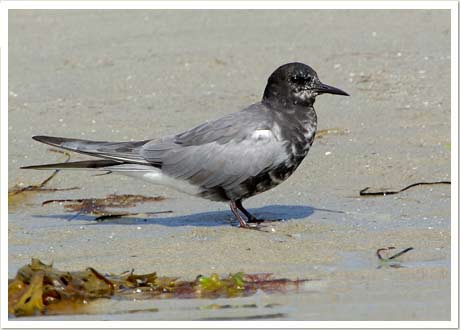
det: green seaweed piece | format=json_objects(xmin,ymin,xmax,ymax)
[
  {"xmin": 197, "ymin": 272, "xmax": 246, "ymax": 298},
  {"xmin": 13, "ymin": 271, "xmax": 46, "ymax": 316}
]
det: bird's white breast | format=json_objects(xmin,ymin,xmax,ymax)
[{"xmin": 120, "ymin": 167, "xmax": 201, "ymax": 196}]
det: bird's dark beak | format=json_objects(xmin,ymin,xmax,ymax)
[{"xmin": 314, "ymin": 82, "xmax": 349, "ymax": 96}]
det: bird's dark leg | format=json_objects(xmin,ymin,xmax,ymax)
[
  {"xmin": 235, "ymin": 199, "xmax": 263, "ymax": 223},
  {"xmin": 229, "ymin": 201, "xmax": 250, "ymax": 228}
]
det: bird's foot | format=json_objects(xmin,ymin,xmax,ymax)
[
  {"xmin": 240, "ymin": 218, "xmax": 283, "ymax": 232},
  {"xmin": 238, "ymin": 222, "xmax": 269, "ymax": 231},
  {"xmin": 230, "ymin": 200, "xmax": 280, "ymax": 230}
]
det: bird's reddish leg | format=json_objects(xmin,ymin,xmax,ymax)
[
  {"xmin": 229, "ymin": 201, "xmax": 250, "ymax": 228},
  {"xmin": 236, "ymin": 199, "xmax": 282, "ymax": 224},
  {"xmin": 235, "ymin": 199, "xmax": 263, "ymax": 223}
]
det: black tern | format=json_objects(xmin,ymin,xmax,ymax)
[{"xmin": 23, "ymin": 62, "xmax": 348, "ymax": 228}]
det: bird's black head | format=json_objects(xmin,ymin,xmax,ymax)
[{"xmin": 262, "ymin": 62, "xmax": 349, "ymax": 108}]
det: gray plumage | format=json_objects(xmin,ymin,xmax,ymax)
[{"xmin": 23, "ymin": 62, "xmax": 348, "ymax": 228}]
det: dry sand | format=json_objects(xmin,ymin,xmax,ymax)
[{"xmin": 8, "ymin": 10, "xmax": 451, "ymax": 320}]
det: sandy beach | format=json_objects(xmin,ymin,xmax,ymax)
[{"xmin": 8, "ymin": 10, "xmax": 451, "ymax": 320}]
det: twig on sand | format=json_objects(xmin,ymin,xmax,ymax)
[
  {"xmin": 316, "ymin": 127, "xmax": 349, "ymax": 139},
  {"xmin": 93, "ymin": 210, "xmax": 173, "ymax": 222},
  {"xmin": 9, "ymin": 150, "xmax": 80, "ymax": 210},
  {"xmin": 360, "ymin": 181, "xmax": 450, "ymax": 197},
  {"xmin": 376, "ymin": 247, "xmax": 414, "ymax": 269},
  {"xmin": 376, "ymin": 247, "xmax": 414, "ymax": 261},
  {"xmin": 9, "ymin": 149, "xmax": 79, "ymax": 195}
]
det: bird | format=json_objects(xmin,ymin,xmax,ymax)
[{"xmin": 22, "ymin": 62, "xmax": 349, "ymax": 228}]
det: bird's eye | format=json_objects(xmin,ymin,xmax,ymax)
[{"xmin": 290, "ymin": 75, "xmax": 312, "ymax": 85}]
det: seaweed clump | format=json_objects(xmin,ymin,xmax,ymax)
[
  {"xmin": 42, "ymin": 194, "xmax": 170, "ymax": 221},
  {"xmin": 9, "ymin": 259, "xmax": 310, "ymax": 317}
]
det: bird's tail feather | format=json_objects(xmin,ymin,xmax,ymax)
[
  {"xmin": 21, "ymin": 159, "xmax": 121, "ymax": 170},
  {"xmin": 31, "ymin": 135, "xmax": 150, "ymax": 164}
]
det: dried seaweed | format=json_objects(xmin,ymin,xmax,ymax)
[
  {"xmin": 9, "ymin": 259, "xmax": 311, "ymax": 317},
  {"xmin": 316, "ymin": 127, "xmax": 349, "ymax": 139},
  {"xmin": 360, "ymin": 181, "xmax": 451, "ymax": 197},
  {"xmin": 9, "ymin": 150, "xmax": 79, "ymax": 210},
  {"xmin": 42, "ymin": 194, "xmax": 169, "ymax": 221},
  {"xmin": 42, "ymin": 194, "xmax": 166, "ymax": 211}
]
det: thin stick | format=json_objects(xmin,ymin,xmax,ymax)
[{"xmin": 360, "ymin": 181, "xmax": 451, "ymax": 197}]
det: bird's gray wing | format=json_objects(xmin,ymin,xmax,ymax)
[
  {"xmin": 140, "ymin": 104, "xmax": 289, "ymax": 191},
  {"xmin": 172, "ymin": 110, "xmax": 254, "ymax": 146}
]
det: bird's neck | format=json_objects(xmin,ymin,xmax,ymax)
[
  {"xmin": 264, "ymin": 100, "xmax": 318, "ymax": 140},
  {"xmin": 262, "ymin": 96, "xmax": 317, "ymax": 126},
  {"xmin": 276, "ymin": 105, "xmax": 318, "ymax": 159},
  {"xmin": 288, "ymin": 105, "xmax": 318, "ymax": 135}
]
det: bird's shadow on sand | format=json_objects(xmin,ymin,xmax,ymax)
[{"xmin": 35, "ymin": 205, "xmax": 320, "ymax": 228}]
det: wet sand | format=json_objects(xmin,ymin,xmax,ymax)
[{"xmin": 8, "ymin": 10, "xmax": 451, "ymax": 320}]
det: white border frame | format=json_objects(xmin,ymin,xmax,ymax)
[{"xmin": 1, "ymin": 1, "xmax": 458, "ymax": 328}]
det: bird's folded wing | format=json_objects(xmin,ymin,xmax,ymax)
[
  {"xmin": 173, "ymin": 103, "xmax": 271, "ymax": 146},
  {"xmin": 140, "ymin": 105, "xmax": 288, "ymax": 189}
]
